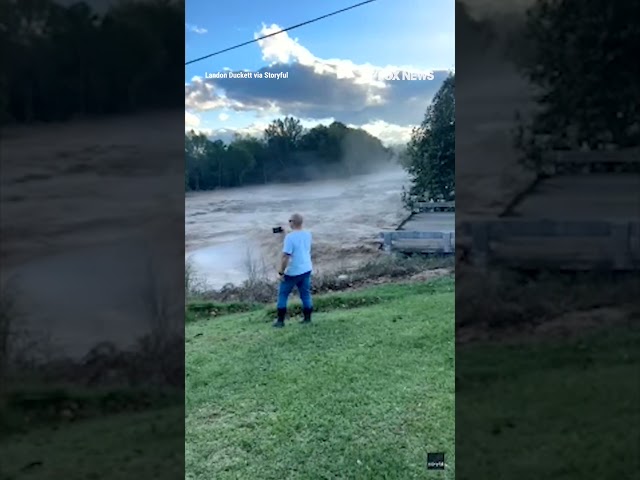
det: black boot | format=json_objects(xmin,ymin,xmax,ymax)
[
  {"xmin": 273, "ymin": 308, "xmax": 286, "ymax": 328},
  {"xmin": 300, "ymin": 307, "xmax": 312, "ymax": 324}
]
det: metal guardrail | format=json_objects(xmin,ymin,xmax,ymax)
[
  {"xmin": 457, "ymin": 220, "xmax": 640, "ymax": 270},
  {"xmin": 414, "ymin": 201, "xmax": 455, "ymax": 213},
  {"xmin": 543, "ymin": 148, "xmax": 640, "ymax": 165},
  {"xmin": 380, "ymin": 230, "xmax": 455, "ymax": 254}
]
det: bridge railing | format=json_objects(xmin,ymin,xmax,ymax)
[
  {"xmin": 413, "ymin": 201, "xmax": 455, "ymax": 213},
  {"xmin": 379, "ymin": 230, "xmax": 455, "ymax": 254},
  {"xmin": 457, "ymin": 219, "xmax": 640, "ymax": 270},
  {"xmin": 541, "ymin": 147, "xmax": 640, "ymax": 174}
]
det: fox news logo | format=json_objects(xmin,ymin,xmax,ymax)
[{"xmin": 373, "ymin": 69, "xmax": 435, "ymax": 81}]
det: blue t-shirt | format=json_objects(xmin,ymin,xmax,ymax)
[{"xmin": 283, "ymin": 230, "xmax": 313, "ymax": 276}]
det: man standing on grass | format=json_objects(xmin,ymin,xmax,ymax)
[{"xmin": 274, "ymin": 213, "xmax": 313, "ymax": 328}]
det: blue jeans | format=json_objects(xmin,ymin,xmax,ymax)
[{"xmin": 277, "ymin": 271, "xmax": 313, "ymax": 310}]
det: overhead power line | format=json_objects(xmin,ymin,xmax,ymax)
[{"xmin": 185, "ymin": 0, "xmax": 378, "ymax": 66}]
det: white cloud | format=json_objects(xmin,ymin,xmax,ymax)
[
  {"xmin": 185, "ymin": 24, "xmax": 450, "ymax": 144},
  {"xmin": 185, "ymin": 111, "xmax": 200, "ymax": 128},
  {"xmin": 185, "ymin": 77, "xmax": 249, "ymax": 111},
  {"xmin": 218, "ymin": 113, "xmax": 230, "ymax": 121},
  {"xmin": 254, "ymin": 23, "xmax": 439, "ymax": 90},
  {"xmin": 354, "ymin": 120, "xmax": 415, "ymax": 146},
  {"xmin": 190, "ymin": 123, "xmax": 268, "ymax": 143},
  {"xmin": 256, "ymin": 24, "xmax": 317, "ymax": 66},
  {"xmin": 186, "ymin": 23, "xmax": 208, "ymax": 34}
]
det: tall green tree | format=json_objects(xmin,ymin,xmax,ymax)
[
  {"xmin": 521, "ymin": 0, "xmax": 640, "ymax": 149},
  {"xmin": 224, "ymin": 145, "xmax": 256, "ymax": 187},
  {"xmin": 403, "ymin": 74, "xmax": 455, "ymax": 207},
  {"xmin": 264, "ymin": 116, "xmax": 304, "ymax": 147},
  {"xmin": 263, "ymin": 116, "xmax": 304, "ymax": 177}
]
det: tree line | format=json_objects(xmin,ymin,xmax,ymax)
[
  {"xmin": 0, "ymin": 0, "xmax": 184, "ymax": 124},
  {"xmin": 185, "ymin": 117, "xmax": 394, "ymax": 190},
  {"xmin": 516, "ymin": 0, "xmax": 640, "ymax": 154},
  {"xmin": 403, "ymin": 0, "xmax": 640, "ymax": 209},
  {"xmin": 401, "ymin": 74, "xmax": 455, "ymax": 208}
]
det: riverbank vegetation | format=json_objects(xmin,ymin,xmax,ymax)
[
  {"xmin": 184, "ymin": 117, "xmax": 393, "ymax": 190},
  {"xmin": 186, "ymin": 253, "xmax": 453, "ymax": 305},
  {"xmin": 1, "ymin": 0, "xmax": 184, "ymax": 124}
]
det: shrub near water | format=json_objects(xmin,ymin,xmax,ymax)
[
  {"xmin": 186, "ymin": 276, "xmax": 455, "ymax": 323},
  {"xmin": 456, "ymin": 267, "xmax": 640, "ymax": 328},
  {"xmin": 196, "ymin": 254, "xmax": 453, "ymax": 304},
  {"xmin": 186, "ymin": 301, "xmax": 263, "ymax": 323}
]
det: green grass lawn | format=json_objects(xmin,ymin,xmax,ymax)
[
  {"xmin": 0, "ymin": 405, "xmax": 184, "ymax": 480},
  {"xmin": 4, "ymin": 274, "xmax": 633, "ymax": 479},
  {"xmin": 456, "ymin": 324, "xmax": 640, "ymax": 480},
  {"xmin": 186, "ymin": 278, "xmax": 455, "ymax": 479}
]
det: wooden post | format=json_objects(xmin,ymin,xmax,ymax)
[
  {"xmin": 443, "ymin": 232, "xmax": 453, "ymax": 253},
  {"xmin": 381, "ymin": 232, "xmax": 392, "ymax": 253}
]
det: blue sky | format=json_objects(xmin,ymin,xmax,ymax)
[{"xmin": 185, "ymin": 0, "xmax": 455, "ymax": 145}]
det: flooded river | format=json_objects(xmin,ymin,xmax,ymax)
[{"xmin": 185, "ymin": 168, "xmax": 411, "ymax": 289}]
